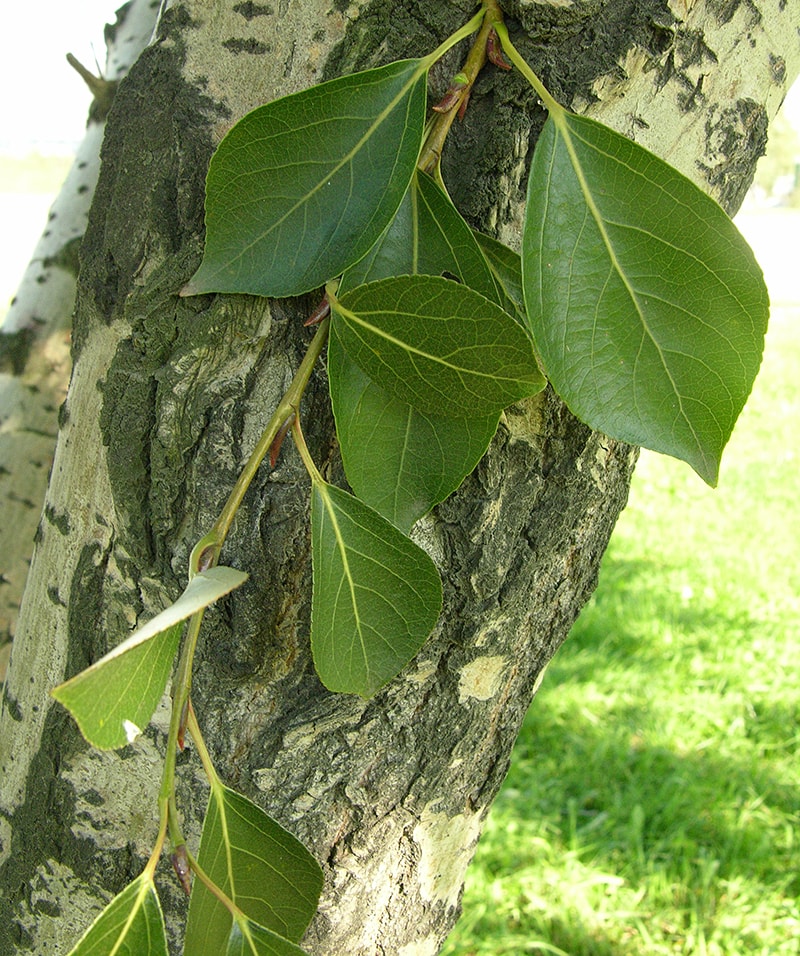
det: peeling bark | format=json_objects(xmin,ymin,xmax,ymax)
[{"xmin": 0, "ymin": 1, "xmax": 796, "ymax": 954}]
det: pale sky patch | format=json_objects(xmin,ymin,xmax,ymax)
[{"xmin": 1, "ymin": 3, "xmax": 121, "ymax": 152}]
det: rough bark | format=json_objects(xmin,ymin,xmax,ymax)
[{"xmin": 1, "ymin": 1, "xmax": 796, "ymax": 954}]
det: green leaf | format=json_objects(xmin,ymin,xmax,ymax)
[
  {"xmin": 65, "ymin": 873, "xmax": 167, "ymax": 956},
  {"xmin": 328, "ymin": 326, "xmax": 499, "ymax": 532},
  {"xmin": 52, "ymin": 567, "xmax": 247, "ymax": 750},
  {"xmin": 472, "ymin": 230, "xmax": 526, "ymax": 324},
  {"xmin": 331, "ymin": 171, "xmax": 503, "ymax": 530},
  {"xmin": 184, "ymin": 60, "xmax": 427, "ymax": 298},
  {"xmin": 522, "ymin": 111, "xmax": 769, "ymax": 485},
  {"xmin": 52, "ymin": 623, "xmax": 182, "ymax": 751},
  {"xmin": 226, "ymin": 919, "xmax": 311, "ymax": 956},
  {"xmin": 331, "ymin": 275, "xmax": 545, "ymax": 419},
  {"xmin": 311, "ymin": 479, "xmax": 442, "ymax": 696},
  {"xmin": 341, "ymin": 169, "xmax": 499, "ymax": 302},
  {"xmin": 184, "ymin": 784, "xmax": 322, "ymax": 956}
]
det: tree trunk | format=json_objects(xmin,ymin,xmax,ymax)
[
  {"xmin": 0, "ymin": 0, "xmax": 159, "ymax": 665},
  {"xmin": 1, "ymin": 1, "xmax": 796, "ymax": 954}
]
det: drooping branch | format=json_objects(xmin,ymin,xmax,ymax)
[{"xmin": 0, "ymin": 2, "xmax": 796, "ymax": 955}]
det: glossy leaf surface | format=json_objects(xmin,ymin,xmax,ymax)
[
  {"xmin": 184, "ymin": 785, "xmax": 322, "ymax": 956},
  {"xmin": 331, "ymin": 275, "xmax": 545, "ymax": 419},
  {"xmin": 66, "ymin": 874, "xmax": 167, "ymax": 956},
  {"xmin": 523, "ymin": 112, "xmax": 769, "ymax": 485},
  {"xmin": 332, "ymin": 171, "xmax": 502, "ymax": 530},
  {"xmin": 311, "ymin": 480, "xmax": 442, "ymax": 696},
  {"xmin": 226, "ymin": 919, "xmax": 310, "ymax": 956},
  {"xmin": 185, "ymin": 60, "xmax": 427, "ymax": 298},
  {"xmin": 329, "ymin": 327, "xmax": 498, "ymax": 532},
  {"xmin": 52, "ymin": 567, "xmax": 247, "ymax": 750}
]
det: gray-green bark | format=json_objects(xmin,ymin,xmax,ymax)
[{"xmin": 1, "ymin": 1, "xmax": 796, "ymax": 953}]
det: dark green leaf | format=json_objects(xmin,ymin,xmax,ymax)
[
  {"xmin": 184, "ymin": 785, "xmax": 322, "ymax": 956},
  {"xmin": 472, "ymin": 230, "xmax": 526, "ymax": 324},
  {"xmin": 331, "ymin": 275, "xmax": 545, "ymax": 419},
  {"xmin": 332, "ymin": 171, "xmax": 503, "ymax": 529},
  {"xmin": 184, "ymin": 60, "xmax": 427, "ymax": 298},
  {"xmin": 226, "ymin": 919, "xmax": 310, "ymax": 956},
  {"xmin": 65, "ymin": 874, "xmax": 167, "ymax": 956},
  {"xmin": 341, "ymin": 169, "xmax": 499, "ymax": 302},
  {"xmin": 311, "ymin": 480, "xmax": 442, "ymax": 696},
  {"xmin": 522, "ymin": 112, "xmax": 769, "ymax": 485},
  {"xmin": 328, "ymin": 326, "xmax": 498, "ymax": 532},
  {"xmin": 52, "ymin": 567, "xmax": 247, "ymax": 750}
]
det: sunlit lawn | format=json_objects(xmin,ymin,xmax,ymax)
[{"xmin": 443, "ymin": 217, "xmax": 800, "ymax": 955}]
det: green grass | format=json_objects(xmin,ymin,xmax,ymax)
[{"xmin": 443, "ymin": 303, "xmax": 800, "ymax": 956}]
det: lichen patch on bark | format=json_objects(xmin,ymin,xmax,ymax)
[
  {"xmin": 398, "ymin": 937, "xmax": 440, "ymax": 956},
  {"xmin": 412, "ymin": 804, "xmax": 483, "ymax": 910},
  {"xmin": 457, "ymin": 655, "xmax": 508, "ymax": 703}
]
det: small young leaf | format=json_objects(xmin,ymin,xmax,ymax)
[
  {"xmin": 311, "ymin": 479, "xmax": 442, "ymax": 696},
  {"xmin": 523, "ymin": 112, "xmax": 769, "ymax": 485},
  {"xmin": 185, "ymin": 60, "xmax": 427, "ymax": 298},
  {"xmin": 328, "ymin": 326, "xmax": 499, "ymax": 532},
  {"xmin": 65, "ymin": 873, "xmax": 167, "ymax": 956},
  {"xmin": 51, "ymin": 567, "xmax": 247, "ymax": 750},
  {"xmin": 184, "ymin": 785, "xmax": 323, "ymax": 956},
  {"xmin": 331, "ymin": 275, "xmax": 545, "ymax": 419},
  {"xmin": 226, "ymin": 918, "xmax": 311, "ymax": 956}
]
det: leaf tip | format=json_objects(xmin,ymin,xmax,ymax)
[
  {"xmin": 181, "ymin": 260, "xmax": 219, "ymax": 298},
  {"xmin": 696, "ymin": 461, "xmax": 720, "ymax": 489}
]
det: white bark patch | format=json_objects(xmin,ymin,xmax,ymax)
[
  {"xmin": 457, "ymin": 655, "xmax": 508, "ymax": 703},
  {"xmin": 62, "ymin": 698, "xmax": 170, "ymax": 853},
  {"xmin": 531, "ymin": 658, "xmax": 551, "ymax": 698},
  {"xmin": 503, "ymin": 393, "xmax": 548, "ymax": 447},
  {"xmin": 405, "ymin": 658, "xmax": 438, "ymax": 684},
  {"xmin": 13, "ymin": 859, "xmax": 110, "ymax": 954},
  {"xmin": 573, "ymin": 0, "xmax": 800, "ymax": 197},
  {"xmin": 412, "ymin": 804, "xmax": 483, "ymax": 910},
  {"xmin": 398, "ymin": 939, "xmax": 440, "ymax": 956},
  {"xmin": 176, "ymin": 0, "xmax": 353, "ymax": 143},
  {"xmin": 0, "ymin": 320, "xmax": 130, "ymax": 832},
  {"xmin": 0, "ymin": 0, "xmax": 158, "ymax": 648}
]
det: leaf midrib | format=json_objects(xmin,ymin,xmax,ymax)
[
  {"xmin": 552, "ymin": 113, "xmax": 701, "ymax": 451},
  {"xmin": 335, "ymin": 298, "xmax": 529, "ymax": 386},
  {"xmin": 108, "ymin": 877, "xmax": 154, "ymax": 956},
  {"xmin": 315, "ymin": 481, "xmax": 369, "ymax": 682}
]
